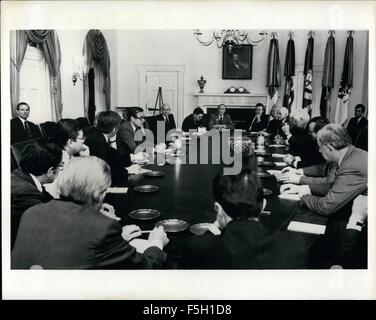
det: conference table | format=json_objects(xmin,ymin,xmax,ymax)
[{"xmin": 106, "ymin": 131, "xmax": 328, "ymax": 269}]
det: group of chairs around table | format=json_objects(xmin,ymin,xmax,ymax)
[{"xmin": 11, "ymin": 117, "xmax": 91, "ymax": 171}]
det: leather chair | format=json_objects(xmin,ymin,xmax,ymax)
[
  {"xmin": 39, "ymin": 121, "xmax": 57, "ymax": 142},
  {"xmin": 11, "ymin": 138, "xmax": 43, "ymax": 171}
]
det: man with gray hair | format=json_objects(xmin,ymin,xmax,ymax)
[
  {"xmin": 281, "ymin": 123, "xmax": 367, "ymax": 220},
  {"xmin": 155, "ymin": 103, "xmax": 176, "ymax": 143}
]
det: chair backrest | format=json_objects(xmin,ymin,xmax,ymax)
[
  {"xmin": 11, "ymin": 138, "xmax": 43, "ymax": 171},
  {"xmin": 39, "ymin": 121, "xmax": 57, "ymax": 141}
]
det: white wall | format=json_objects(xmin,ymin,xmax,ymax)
[
  {"xmin": 57, "ymin": 29, "xmax": 118, "ymax": 119},
  {"xmin": 56, "ymin": 29, "xmax": 368, "ymax": 124}
]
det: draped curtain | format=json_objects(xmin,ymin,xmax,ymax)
[
  {"xmin": 83, "ymin": 30, "xmax": 111, "ymax": 117},
  {"xmin": 10, "ymin": 30, "xmax": 63, "ymax": 119},
  {"xmin": 283, "ymin": 36, "xmax": 295, "ymax": 112},
  {"xmin": 302, "ymin": 34, "xmax": 314, "ymax": 115}
]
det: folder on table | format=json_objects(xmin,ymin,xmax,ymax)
[{"xmin": 287, "ymin": 221, "xmax": 326, "ymax": 235}]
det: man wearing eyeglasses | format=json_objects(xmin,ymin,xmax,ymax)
[
  {"xmin": 11, "ymin": 142, "xmax": 63, "ymax": 249},
  {"xmin": 117, "ymin": 107, "xmax": 150, "ymax": 156},
  {"xmin": 155, "ymin": 103, "xmax": 176, "ymax": 143}
]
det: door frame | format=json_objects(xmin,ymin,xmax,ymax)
[{"xmin": 139, "ymin": 65, "xmax": 185, "ymax": 126}]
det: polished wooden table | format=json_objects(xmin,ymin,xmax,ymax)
[{"xmin": 106, "ymin": 132, "xmax": 327, "ymax": 268}]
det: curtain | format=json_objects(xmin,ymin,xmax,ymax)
[
  {"xmin": 10, "ymin": 30, "xmax": 63, "ymax": 120},
  {"xmin": 83, "ymin": 29, "xmax": 111, "ymax": 116},
  {"xmin": 10, "ymin": 30, "xmax": 28, "ymax": 116}
]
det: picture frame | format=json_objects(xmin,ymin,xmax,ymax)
[{"xmin": 222, "ymin": 44, "xmax": 253, "ymax": 80}]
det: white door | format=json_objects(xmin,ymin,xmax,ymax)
[
  {"xmin": 19, "ymin": 45, "xmax": 53, "ymax": 123},
  {"xmin": 139, "ymin": 65, "xmax": 184, "ymax": 126}
]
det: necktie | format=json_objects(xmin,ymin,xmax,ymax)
[
  {"xmin": 24, "ymin": 121, "xmax": 33, "ymax": 140},
  {"xmin": 165, "ymin": 116, "xmax": 170, "ymax": 126},
  {"xmin": 219, "ymin": 116, "xmax": 223, "ymax": 124}
]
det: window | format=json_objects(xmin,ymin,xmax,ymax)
[{"xmin": 19, "ymin": 45, "xmax": 54, "ymax": 123}]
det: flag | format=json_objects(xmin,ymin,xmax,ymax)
[
  {"xmin": 320, "ymin": 32, "xmax": 335, "ymax": 119},
  {"xmin": 302, "ymin": 35, "xmax": 314, "ymax": 115},
  {"xmin": 283, "ymin": 37, "xmax": 295, "ymax": 112},
  {"xmin": 334, "ymin": 32, "xmax": 353, "ymax": 125},
  {"xmin": 266, "ymin": 34, "xmax": 281, "ymax": 114}
]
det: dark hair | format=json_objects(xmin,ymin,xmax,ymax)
[
  {"xmin": 53, "ymin": 119, "xmax": 82, "ymax": 148},
  {"xmin": 217, "ymin": 104, "xmax": 226, "ymax": 109},
  {"xmin": 127, "ymin": 107, "xmax": 144, "ymax": 120},
  {"xmin": 355, "ymin": 104, "xmax": 366, "ymax": 113},
  {"xmin": 20, "ymin": 142, "xmax": 62, "ymax": 176},
  {"xmin": 16, "ymin": 102, "xmax": 30, "ymax": 110},
  {"xmin": 193, "ymin": 107, "xmax": 204, "ymax": 115},
  {"xmin": 212, "ymin": 169, "xmax": 263, "ymax": 220},
  {"xmin": 313, "ymin": 117, "xmax": 330, "ymax": 133},
  {"xmin": 96, "ymin": 111, "xmax": 122, "ymax": 134},
  {"xmin": 255, "ymin": 103, "xmax": 265, "ymax": 109}
]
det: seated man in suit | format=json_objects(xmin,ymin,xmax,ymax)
[
  {"xmin": 280, "ymin": 124, "xmax": 367, "ymax": 221},
  {"xmin": 12, "ymin": 156, "xmax": 169, "ymax": 269},
  {"xmin": 265, "ymin": 104, "xmax": 281, "ymax": 135},
  {"xmin": 208, "ymin": 104, "xmax": 235, "ymax": 130},
  {"xmin": 117, "ymin": 107, "xmax": 151, "ymax": 156},
  {"xmin": 11, "ymin": 142, "xmax": 62, "ymax": 249},
  {"xmin": 85, "ymin": 111, "xmax": 131, "ymax": 186},
  {"xmin": 53, "ymin": 118, "xmax": 90, "ymax": 164},
  {"xmin": 246, "ymin": 103, "xmax": 268, "ymax": 132},
  {"xmin": 155, "ymin": 103, "xmax": 177, "ymax": 143},
  {"xmin": 183, "ymin": 169, "xmax": 308, "ymax": 269},
  {"xmin": 11, "ymin": 102, "xmax": 43, "ymax": 144},
  {"xmin": 284, "ymin": 117, "xmax": 329, "ymax": 168},
  {"xmin": 275, "ymin": 106, "xmax": 289, "ymax": 140},
  {"xmin": 346, "ymin": 104, "xmax": 368, "ymax": 149},
  {"xmin": 182, "ymin": 107, "xmax": 206, "ymax": 132}
]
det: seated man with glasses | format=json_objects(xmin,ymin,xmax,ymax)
[
  {"xmin": 11, "ymin": 142, "xmax": 63, "ymax": 249},
  {"xmin": 117, "ymin": 107, "xmax": 151, "ymax": 156}
]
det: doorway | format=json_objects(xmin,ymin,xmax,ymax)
[{"xmin": 139, "ymin": 65, "xmax": 184, "ymax": 126}]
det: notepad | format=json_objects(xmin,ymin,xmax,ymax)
[
  {"xmin": 278, "ymin": 193, "xmax": 300, "ymax": 201},
  {"xmin": 287, "ymin": 221, "xmax": 326, "ymax": 235},
  {"xmin": 272, "ymin": 153, "xmax": 286, "ymax": 158},
  {"xmin": 107, "ymin": 187, "xmax": 129, "ymax": 194},
  {"xmin": 267, "ymin": 169, "xmax": 284, "ymax": 180}
]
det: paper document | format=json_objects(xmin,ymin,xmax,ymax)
[
  {"xmin": 275, "ymin": 162, "xmax": 287, "ymax": 167},
  {"xmin": 129, "ymin": 239, "xmax": 152, "ymax": 253},
  {"xmin": 278, "ymin": 193, "xmax": 300, "ymax": 201},
  {"xmin": 272, "ymin": 153, "xmax": 286, "ymax": 158},
  {"xmin": 288, "ymin": 221, "xmax": 326, "ymax": 235},
  {"xmin": 267, "ymin": 169, "xmax": 284, "ymax": 180},
  {"xmin": 107, "ymin": 187, "xmax": 128, "ymax": 194}
]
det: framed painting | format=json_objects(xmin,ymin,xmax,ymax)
[{"xmin": 222, "ymin": 44, "xmax": 253, "ymax": 80}]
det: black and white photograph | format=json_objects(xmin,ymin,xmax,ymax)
[{"xmin": 1, "ymin": 1, "xmax": 375, "ymax": 301}]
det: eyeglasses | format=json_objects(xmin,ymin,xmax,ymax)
[{"xmin": 76, "ymin": 136, "xmax": 85, "ymax": 141}]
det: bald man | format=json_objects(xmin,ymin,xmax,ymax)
[{"xmin": 155, "ymin": 103, "xmax": 176, "ymax": 142}]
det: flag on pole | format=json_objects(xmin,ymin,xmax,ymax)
[
  {"xmin": 302, "ymin": 34, "xmax": 314, "ymax": 115},
  {"xmin": 266, "ymin": 33, "xmax": 281, "ymax": 114},
  {"xmin": 283, "ymin": 35, "xmax": 295, "ymax": 113},
  {"xmin": 334, "ymin": 32, "xmax": 353, "ymax": 125},
  {"xmin": 320, "ymin": 32, "xmax": 335, "ymax": 119}
]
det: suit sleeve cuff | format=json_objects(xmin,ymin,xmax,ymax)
[{"xmin": 148, "ymin": 240, "xmax": 163, "ymax": 250}]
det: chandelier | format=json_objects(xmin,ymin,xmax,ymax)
[{"xmin": 193, "ymin": 29, "xmax": 268, "ymax": 52}]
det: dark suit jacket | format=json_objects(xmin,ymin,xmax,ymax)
[
  {"xmin": 116, "ymin": 120, "xmax": 150, "ymax": 155},
  {"xmin": 300, "ymin": 146, "xmax": 368, "ymax": 218},
  {"xmin": 12, "ymin": 199, "xmax": 165, "ymax": 269},
  {"xmin": 208, "ymin": 113, "xmax": 234, "ymax": 130},
  {"xmin": 11, "ymin": 117, "xmax": 42, "ymax": 144},
  {"xmin": 155, "ymin": 114, "xmax": 177, "ymax": 142},
  {"xmin": 246, "ymin": 114, "xmax": 268, "ymax": 132},
  {"xmin": 85, "ymin": 127, "xmax": 130, "ymax": 186},
  {"xmin": 11, "ymin": 168, "xmax": 53, "ymax": 249},
  {"xmin": 346, "ymin": 117, "xmax": 368, "ymax": 144},
  {"xmin": 182, "ymin": 114, "xmax": 206, "ymax": 132},
  {"xmin": 183, "ymin": 220, "xmax": 308, "ymax": 269},
  {"xmin": 266, "ymin": 118, "xmax": 280, "ymax": 137}
]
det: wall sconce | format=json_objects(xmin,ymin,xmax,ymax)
[{"xmin": 72, "ymin": 57, "xmax": 88, "ymax": 86}]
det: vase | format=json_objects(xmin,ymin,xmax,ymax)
[{"xmin": 197, "ymin": 75, "xmax": 206, "ymax": 93}]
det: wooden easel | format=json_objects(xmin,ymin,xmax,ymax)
[{"xmin": 148, "ymin": 86, "xmax": 164, "ymax": 116}]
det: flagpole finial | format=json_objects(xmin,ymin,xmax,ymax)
[
  {"xmin": 308, "ymin": 31, "xmax": 315, "ymax": 38},
  {"xmin": 347, "ymin": 30, "xmax": 354, "ymax": 36},
  {"xmin": 328, "ymin": 30, "xmax": 335, "ymax": 36},
  {"xmin": 288, "ymin": 31, "xmax": 295, "ymax": 39}
]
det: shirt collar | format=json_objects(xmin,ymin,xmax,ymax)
[
  {"xmin": 29, "ymin": 173, "xmax": 43, "ymax": 192},
  {"xmin": 130, "ymin": 122, "xmax": 137, "ymax": 132},
  {"xmin": 18, "ymin": 117, "xmax": 26, "ymax": 125},
  {"xmin": 102, "ymin": 134, "xmax": 109, "ymax": 142}
]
